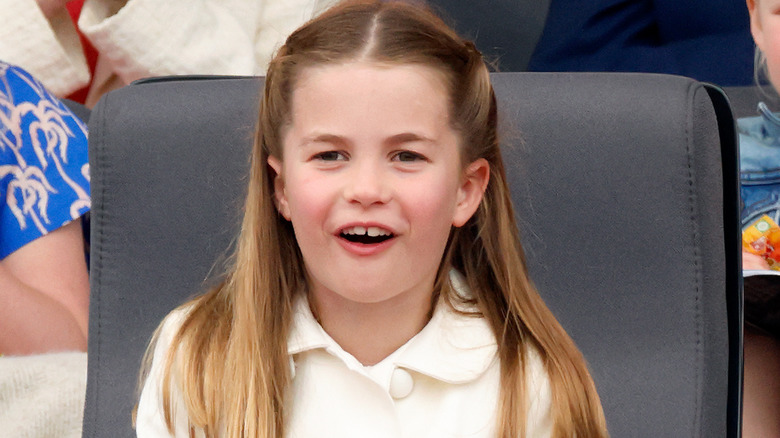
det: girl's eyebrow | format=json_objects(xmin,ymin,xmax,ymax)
[
  {"xmin": 300, "ymin": 132, "xmax": 436, "ymax": 147},
  {"xmin": 300, "ymin": 133, "xmax": 348, "ymax": 148},
  {"xmin": 385, "ymin": 132, "xmax": 435, "ymax": 146}
]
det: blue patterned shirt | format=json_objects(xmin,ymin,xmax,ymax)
[{"xmin": 0, "ymin": 61, "xmax": 90, "ymax": 259}]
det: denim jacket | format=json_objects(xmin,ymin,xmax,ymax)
[{"xmin": 739, "ymin": 103, "xmax": 780, "ymax": 228}]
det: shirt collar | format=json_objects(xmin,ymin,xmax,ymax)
[
  {"xmin": 286, "ymin": 270, "xmax": 498, "ymax": 384},
  {"xmin": 287, "ymin": 296, "xmax": 332, "ymax": 355}
]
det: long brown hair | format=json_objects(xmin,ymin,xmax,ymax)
[{"xmin": 140, "ymin": 1, "xmax": 608, "ymax": 436}]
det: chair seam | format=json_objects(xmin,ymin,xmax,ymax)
[
  {"xmin": 684, "ymin": 81, "xmax": 705, "ymax": 437},
  {"xmin": 87, "ymin": 92, "xmax": 109, "ymax": 437}
]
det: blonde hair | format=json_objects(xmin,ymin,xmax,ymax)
[
  {"xmin": 750, "ymin": 0, "xmax": 779, "ymax": 99},
  {"xmin": 139, "ymin": 1, "xmax": 608, "ymax": 436}
]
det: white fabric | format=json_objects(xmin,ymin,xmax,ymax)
[
  {"xmin": 135, "ymin": 273, "xmax": 553, "ymax": 437},
  {"xmin": 0, "ymin": 352, "xmax": 87, "ymax": 438},
  {"xmin": 0, "ymin": 0, "xmax": 337, "ymax": 103}
]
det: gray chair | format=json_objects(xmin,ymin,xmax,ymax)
[{"xmin": 83, "ymin": 72, "xmax": 742, "ymax": 437}]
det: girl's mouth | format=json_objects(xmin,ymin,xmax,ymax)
[{"xmin": 339, "ymin": 226, "xmax": 394, "ymax": 244}]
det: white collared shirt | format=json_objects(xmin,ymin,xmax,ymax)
[{"xmin": 136, "ymin": 273, "xmax": 552, "ymax": 437}]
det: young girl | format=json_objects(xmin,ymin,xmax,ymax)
[{"xmin": 134, "ymin": 1, "xmax": 608, "ymax": 436}]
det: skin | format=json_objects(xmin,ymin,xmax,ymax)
[
  {"xmin": 743, "ymin": 250, "xmax": 771, "ymax": 270},
  {"xmin": 35, "ymin": 0, "xmax": 74, "ymax": 19},
  {"xmin": 749, "ymin": 0, "xmax": 780, "ymax": 89},
  {"xmin": 0, "ymin": 220, "xmax": 89, "ymax": 355},
  {"xmin": 268, "ymin": 62, "xmax": 489, "ymax": 365},
  {"xmin": 743, "ymin": 326, "xmax": 780, "ymax": 437}
]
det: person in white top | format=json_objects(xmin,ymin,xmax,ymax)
[
  {"xmin": 134, "ymin": 1, "xmax": 608, "ymax": 437},
  {"xmin": 0, "ymin": 0, "xmax": 338, "ymax": 106}
]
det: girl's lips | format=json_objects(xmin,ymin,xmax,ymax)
[{"xmin": 334, "ymin": 222, "xmax": 398, "ymax": 255}]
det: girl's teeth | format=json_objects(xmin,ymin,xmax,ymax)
[
  {"xmin": 343, "ymin": 226, "xmax": 390, "ymax": 236},
  {"xmin": 367, "ymin": 227, "xmax": 384, "ymax": 237}
]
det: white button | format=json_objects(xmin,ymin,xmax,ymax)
[{"xmin": 389, "ymin": 368, "xmax": 413, "ymax": 399}]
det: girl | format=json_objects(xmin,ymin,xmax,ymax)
[{"xmin": 135, "ymin": 1, "xmax": 608, "ymax": 436}]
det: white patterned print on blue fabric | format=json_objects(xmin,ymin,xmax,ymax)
[{"xmin": 0, "ymin": 61, "xmax": 90, "ymax": 259}]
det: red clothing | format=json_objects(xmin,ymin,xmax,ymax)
[{"xmin": 65, "ymin": 0, "xmax": 98, "ymax": 103}]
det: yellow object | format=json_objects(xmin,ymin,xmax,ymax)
[{"xmin": 743, "ymin": 215, "xmax": 780, "ymax": 270}]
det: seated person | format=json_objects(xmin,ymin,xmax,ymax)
[
  {"xmin": 528, "ymin": 0, "xmax": 754, "ymax": 86},
  {"xmin": 1, "ymin": 0, "xmax": 339, "ymax": 106},
  {"xmin": 0, "ymin": 61, "xmax": 90, "ymax": 356},
  {"xmin": 735, "ymin": 1, "xmax": 780, "ymax": 435}
]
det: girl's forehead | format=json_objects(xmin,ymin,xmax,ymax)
[
  {"xmin": 289, "ymin": 62, "xmax": 447, "ymax": 113},
  {"xmin": 289, "ymin": 61, "xmax": 453, "ymax": 121},
  {"xmin": 294, "ymin": 60, "xmax": 450, "ymax": 91},
  {"xmin": 280, "ymin": 61, "xmax": 461, "ymax": 151}
]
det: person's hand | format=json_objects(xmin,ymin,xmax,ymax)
[
  {"xmin": 35, "ymin": 0, "xmax": 73, "ymax": 19},
  {"xmin": 743, "ymin": 250, "xmax": 771, "ymax": 270}
]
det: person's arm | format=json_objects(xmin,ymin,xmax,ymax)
[
  {"xmin": 0, "ymin": 220, "xmax": 89, "ymax": 355},
  {"xmin": 78, "ymin": 0, "xmax": 337, "ymax": 84},
  {"xmin": 528, "ymin": 0, "xmax": 754, "ymax": 85},
  {"xmin": 0, "ymin": 0, "xmax": 90, "ymax": 96}
]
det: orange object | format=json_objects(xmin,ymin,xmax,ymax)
[{"xmin": 743, "ymin": 215, "xmax": 780, "ymax": 269}]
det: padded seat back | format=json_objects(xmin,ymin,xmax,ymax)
[{"xmin": 83, "ymin": 72, "xmax": 741, "ymax": 437}]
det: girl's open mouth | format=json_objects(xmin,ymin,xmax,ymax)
[{"xmin": 339, "ymin": 226, "xmax": 394, "ymax": 244}]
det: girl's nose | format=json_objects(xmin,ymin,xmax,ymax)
[{"xmin": 343, "ymin": 160, "xmax": 391, "ymax": 206}]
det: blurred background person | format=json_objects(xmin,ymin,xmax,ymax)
[
  {"xmin": 528, "ymin": 0, "xmax": 754, "ymax": 86},
  {"xmin": 0, "ymin": 0, "xmax": 338, "ymax": 107},
  {"xmin": 1, "ymin": 61, "xmax": 90, "ymax": 356}
]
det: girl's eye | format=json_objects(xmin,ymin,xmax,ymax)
[
  {"xmin": 393, "ymin": 151, "xmax": 427, "ymax": 162},
  {"xmin": 312, "ymin": 151, "xmax": 347, "ymax": 161}
]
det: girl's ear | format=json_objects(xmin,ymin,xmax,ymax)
[
  {"xmin": 748, "ymin": 0, "xmax": 765, "ymax": 51},
  {"xmin": 452, "ymin": 158, "xmax": 490, "ymax": 227},
  {"xmin": 267, "ymin": 156, "xmax": 291, "ymax": 220}
]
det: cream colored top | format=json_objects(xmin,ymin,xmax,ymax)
[{"xmin": 135, "ymin": 272, "xmax": 553, "ymax": 437}]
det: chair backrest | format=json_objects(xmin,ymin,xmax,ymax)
[{"xmin": 83, "ymin": 72, "xmax": 741, "ymax": 437}]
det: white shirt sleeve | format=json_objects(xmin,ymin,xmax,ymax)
[
  {"xmin": 79, "ymin": 0, "xmax": 260, "ymax": 85},
  {"xmin": 0, "ymin": 0, "xmax": 90, "ymax": 96},
  {"xmin": 0, "ymin": 0, "xmax": 336, "ymax": 97},
  {"xmin": 135, "ymin": 310, "xmax": 197, "ymax": 438}
]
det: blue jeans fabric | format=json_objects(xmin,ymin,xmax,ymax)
[{"xmin": 739, "ymin": 102, "xmax": 780, "ymax": 229}]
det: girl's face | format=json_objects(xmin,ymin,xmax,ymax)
[
  {"xmin": 750, "ymin": 0, "xmax": 780, "ymax": 87},
  {"xmin": 268, "ymin": 62, "xmax": 488, "ymax": 313}
]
